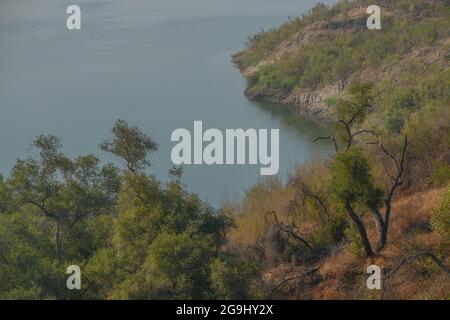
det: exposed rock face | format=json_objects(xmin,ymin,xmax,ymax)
[
  {"xmin": 233, "ymin": 56, "xmax": 345, "ymax": 122},
  {"xmin": 239, "ymin": 79, "xmax": 346, "ymax": 123},
  {"xmin": 279, "ymin": 81, "xmax": 347, "ymax": 122}
]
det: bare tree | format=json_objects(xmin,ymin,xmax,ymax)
[
  {"xmin": 369, "ymin": 136, "xmax": 408, "ymax": 252},
  {"xmin": 268, "ymin": 211, "xmax": 312, "ymax": 250},
  {"xmin": 314, "ymin": 84, "xmax": 408, "ymax": 258}
]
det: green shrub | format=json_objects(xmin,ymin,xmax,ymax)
[
  {"xmin": 384, "ymin": 108, "xmax": 406, "ymax": 134},
  {"xmin": 344, "ymin": 223, "xmax": 365, "ymax": 258},
  {"xmin": 330, "ymin": 148, "xmax": 383, "ymax": 208},
  {"xmin": 431, "ymin": 185, "xmax": 450, "ymax": 244},
  {"xmin": 432, "ymin": 163, "xmax": 450, "ymax": 187},
  {"xmin": 312, "ymin": 213, "xmax": 348, "ymax": 248},
  {"xmin": 210, "ymin": 254, "xmax": 263, "ymax": 299}
]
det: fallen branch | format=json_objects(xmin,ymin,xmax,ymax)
[
  {"xmin": 274, "ymin": 266, "xmax": 320, "ymax": 290},
  {"xmin": 384, "ymin": 251, "xmax": 450, "ymax": 280},
  {"xmin": 265, "ymin": 211, "xmax": 312, "ymax": 250}
]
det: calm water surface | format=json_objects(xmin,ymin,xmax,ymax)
[{"xmin": 0, "ymin": 0, "xmax": 336, "ymax": 206}]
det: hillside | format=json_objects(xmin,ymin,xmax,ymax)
[
  {"xmin": 225, "ymin": 0, "xmax": 450, "ymax": 300},
  {"xmin": 263, "ymin": 187, "xmax": 449, "ymax": 299},
  {"xmin": 0, "ymin": 0, "xmax": 449, "ymax": 301},
  {"xmin": 223, "ymin": 163, "xmax": 450, "ymax": 299},
  {"xmin": 233, "ymin": 0, "xmax": 450, "ymax": 122}
]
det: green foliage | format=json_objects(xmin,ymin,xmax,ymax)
[
  {"xmin": 0, "ymin": 213, "xmax": 61, "ymax": 299},
  {"xmin": 210, "ymin": 254, "xmax": 263, "ymax": 299},
  {"xmin": 406, "ymin": 103, "xmax": 450, "ymax": 183},
  {"xmin": 100, "ymin": 119, "xmax": 159, "ymax": 172},
  {"xmin": 6, "ymin": 134, "xmax": 119, "ymax": 266},
  {"xmin": 81, "ymin": 165, "xmax": 237, "ymax": 299},
  {"xmin": 431, "ymin": 185, "xmax": 450, "ymax": 244},
  {"xmin": 104, "ymin": 170, "xmax": 235, "ymax": 298},
  {"xmin": 331, "ymin": 148, "xmax": 383, "ymax": 208},
  {"xmin": 336, "ymin": 83, "xmax": 374, "ymax": 122},
  {"xmin": 384, "ymin": 108, "xmax": 405, "ymax": 134},
  {"xmin": 0, "ymin": 120, "xmax": 259, "ymax": 300},
  {"xmin": 0, "ymin": 175, "xmax": 12, "ymax": 213},
  {"xmin": 312, "ymin": 213, "xmax": 348, "ymax": 248},
  {"xmin": 432, "ymin": 163, "xmax": 450, "ymax": 187},
  {"xmin": 109, "ymin": 231, "xmax": 216, "ymax": 299},
  {"xmin": 242, "ymin": 0, "xmax": 450, "ymax": 94},
  {"xmin": 344, "ymin": 223, "xmax": 365, "ymax": 258},
  {"xmin": 330, "ymin": 83, "xmax": 375, "ymax": 147}
]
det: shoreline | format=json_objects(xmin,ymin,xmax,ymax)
[{"xmin": 231, "ymin": 53, "xmax": 339, "ymax": 124}]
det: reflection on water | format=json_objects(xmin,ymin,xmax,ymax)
[{"xmin": 252, "ymin": 101, "xmax": 330, "ymax": 143}]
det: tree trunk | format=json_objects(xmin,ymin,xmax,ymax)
[
  {"xmin": 345, "ymin": 202, "xmax": 374, "ymax": 258},
  {"xmin": 377, "ymin": 201, "xmax": 392, "ymax": 252},
  {"xmin": 377, "ymin": 227, "xmax": 387, "ymax": 252},
  {"xmin": 369, "ymin": 208, "xmax": 387, "ymax": 252},
  {"xmin": 54, "ymin": 220, "xmax": 62, "ymax": 263}
]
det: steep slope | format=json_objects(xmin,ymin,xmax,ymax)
[
  {"xmin": 233, "ymin": 0, "xmax": 450, "ymax": 122},
  {"xmin": 268, "ymin": 188, "xmax": 449, "ymax": 300}
]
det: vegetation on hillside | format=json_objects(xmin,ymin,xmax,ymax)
[
  {"xmin": 238, "ymin": 0, "xmax": 449, "ymax": 89},
  {"xmin": 0, "ymin": 121, "xmax": 262, "ymax": 299},
  {"xmin": 226, "ymin": 0, "xmax": 450, "ymax": 299},
  {"xmin": 234, "ymin": 0, "xmax": 450, "ymax": 124},
  {"xmin": 0, "ymin": 0, "xmax": 449, "ymax": 300}
]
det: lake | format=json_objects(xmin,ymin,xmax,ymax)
[{"xmin": 0, "ymin": 0, "xmax": 335, "ymax": 206}]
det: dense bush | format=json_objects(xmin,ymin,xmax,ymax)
[
  {"xmin": 431, "ymin": 185, "xmax": 450, "ymax": 245},
  {"xmin": 0, "ymin": 121, "xmax": 259, "ymax": 300}
]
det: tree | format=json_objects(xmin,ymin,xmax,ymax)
[
  {"xmin": 85, "ymin": 169, "xmax": 234, "ymax": 299},
  {"xmin": 368, "ymin": 136, "xmax": 407, "ymax": 251},
  {"xmin": 319, "ymin": 83, "xmax": 408, "ymax": 257},
  {"xmin": 0, "ymin": 120, "xmax": 262, "ymax": 300},
  {"xmin": 331, "ymin": 148, "xmax": 382, "ymax": 257},
  {"xmin": 0, "ymin": 175, "xmax": 12, "ymax": 213},
  {"xmin": 84, "ymin": 120, "xmax": 239, "ymax": 299},
  {"xmin": 210, "ymin": 253, "xmax": 262, "ymax": 299},
  {"xmin": 0, "ymin": 212, "xmax": 62, "ymax": 299},
  {"xmin": 8, "ymin": 135, "xmax": 118, "ymax": 262},
  {"xmin": 100, "ymin": 119, "xmax": 158, "ymax": 173},
  {"xmin": 317, "ymin": 83, "xmax": 377, "ymax": 152}
]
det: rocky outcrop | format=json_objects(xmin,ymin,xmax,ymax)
[
  {"xmin": 279, "ymin": 81, "xmax": 347, "ymax": 122},
  {"xmin": 240, "ymin": 79, "xmax": 346, "ymax": 122}
]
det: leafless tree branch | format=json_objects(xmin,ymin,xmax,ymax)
[{"xmin": 384, "ymin": 252, "xmax": 450, "ymax": 280}]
